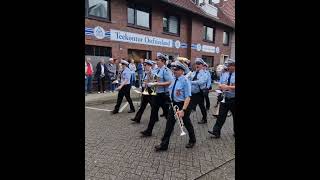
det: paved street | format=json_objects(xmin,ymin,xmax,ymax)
[{"xmin": 85, "ymin": 91, "xmax": 235, "ymax": 180}]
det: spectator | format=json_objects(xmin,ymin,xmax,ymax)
[
  {"xmin": 85, "ymin": 57, "xmax": 94, "ymax": 94},
  {"xmin": 129, "ymin": 59, "xmax": 137, "ymax": 87},
  {"xmin": 107, "ymin": 58, "xmax": 117, "ymax": 92},
  {"xmin": 95, "ymin": 58, "xmax": 108, "ymax": 93},
  {"xmin": 136, "ymin": 58, "xmax": 144, "ymax": 88}
]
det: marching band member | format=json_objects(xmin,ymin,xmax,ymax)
[
  {"xmin": 203, "ymin": 63, "xmax": 212, "ymax": 110},
  {"xmin": 112, "ymin": 59, "xmax": 135, "ymax": 114},
  {"xmin": 188, "ymin": 58, "xmax": 208, "ymax": 124},
  {"xmin": 154, "ymin": 61, "xmax": 196, "ymax": 151},
  {"xmin": 130, "ymin": 60, "xmax": 154, "ymax": 123},
  {"xmin": 140, "ymin": 54, "xmax": 173, "ymax": 137},
  {"xmin": 208, "ymin": 59, "xmax": 235, "ymax": 138}
]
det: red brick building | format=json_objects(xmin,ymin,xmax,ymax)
[{"xmin": 85, "ymin": 0, "xmax": 235, "ymax": 68}]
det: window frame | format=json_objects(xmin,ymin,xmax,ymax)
[
  {"xmin": 86, "ymin": 0, "xmax": 111, "ymax": 22},
  {"xmin": 202, "ymin": 55, "xmax": 215, "ymax": 68},
  {"xmin": 203, "ymin": 25, "xmax": 216, "ymax": 43},
  {"xmin": 162, "ymin": 14, "xmax": 180, "ymax": 36},
  {"xmin": 223, "ymin": 31, "xmax": 230, "ymax": 46},
  {"xmin": 127, "ymin": 3, "xmax": 152, "ymax": 31}
]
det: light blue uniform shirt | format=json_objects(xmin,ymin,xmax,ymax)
[
  {"xmin": 221, "ymin": 72, "xmax": 235, "ymax": 98},
  {"xmin": 219, "ymin": 71, "xmax": 228, "ymax": 84},
  {"xmin": 189, "ymin": 69, "xmax": 208, "ymax": 93},
  {"xmin": 120, "ymin": 67, "xmax": 132, "ymax": 85},
  {"xmin": 204, "ymin": 70, "xmax": 212, "ymax": 89},
  {"xmin": 168, "ymin": 75, "xmax": 191, "ymax": 102},
  {"xmin": 153, "ymin": 66, "xmax": 173, "ymax": 93}
]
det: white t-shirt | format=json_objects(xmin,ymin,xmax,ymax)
[{"xmin": 101, "ymin": 64, "xmax": 105, "ymax": 75}]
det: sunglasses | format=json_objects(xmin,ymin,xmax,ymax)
[{"xmin": 195, "ymin": 62, "xmax": 202, "ymax": 65}]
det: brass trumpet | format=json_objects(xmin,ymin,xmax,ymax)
[{"xmin": 172, "ymin": 104, "xmax": 186, "ymax": 136}]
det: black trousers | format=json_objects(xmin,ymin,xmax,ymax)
[
  {"xmin": 114, "ymin": 85, "xmax": 135, "ymax": 111},
  {"xmin": 160, "ymin": 101, "xmax": 196, "ymax": 148},
  {"xmin": 133, "ymin": 94, "xmax": 153, "ymax": 122},
  {"xmin": 145, "ymin": 92, "xmax": 170, "ymax": 134},
  {"xmin": 189, "ymin": 92, "xmax": 207, "ymax": 121},
  {"xmin": 204, "ymin": 93, "xmax": 210, "ymax": 109},
  {"xmin": 212, "ymin": 98, "xmax": 235, "ymax": 135},
  {"xmin": 97, "ymin": 76, "xmax": 106, "ymax": 92}
]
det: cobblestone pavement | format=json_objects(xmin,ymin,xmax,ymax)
[{"xmin": 85, "ymin": 93, "xmax": 235, "ymax": 180}]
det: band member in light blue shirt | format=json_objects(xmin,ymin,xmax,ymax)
[
  {"xmin": 155, "ymin": 61, "xmax": 196, "ymax": 151},
  {"xmin": 188, "ymin": 58, "xmax": 208, "ymax": 124},
  {"xmin": 112, "ymin": 59, "xmax": 135, "ymax": 114},
  {"xmin": 209, "ymin": 59, "xmax": 235, "ymax": 138}
]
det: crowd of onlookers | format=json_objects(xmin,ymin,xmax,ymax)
[{"xmin": 85, "ymin": 56, "xmax": 221, "ymax": 95}]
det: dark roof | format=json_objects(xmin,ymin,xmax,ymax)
[{"xmin": 162, "ymin": 0, "xmax": 234, "ymax": 28}]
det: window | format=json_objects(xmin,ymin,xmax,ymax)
[
  {"xmin": 128, "ymin": 49, "xmax": 152, "ymax": 63},
  {"xmin": 85, "ymin": 45, "xmax": 111, "ymax": 57},
  {"xmin": 202, "ymin": 56, "xmax": 214, "ymax": 67},
  {"xmin": 203, "ymin": 25, "xmax": 215, "ymax": 42},
  {"xmin": 127, "ymin": 4, "xmax": 151, "ymax": 29},
  {"xmin": 163, "ymin": 15, "xmax": 179, "ymax": 35},
  {"xmin": 87, "ymin": 0, "xmax": 110, "ymax": 21},
  {"xmin": 223, "ymin": 31, "xmax": 230, "ymax": 45}
]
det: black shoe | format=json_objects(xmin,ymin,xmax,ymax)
[
  {"xmin": 154, "ymin": 145, "xmax": 168, "ymax": 151},
  {"xmin": 140, "ymin": 131, "xmax": 151, "ymax": 137},
  {"xmin": 208, "ymin": 130, "xmax": 220, "ymax": 138},
  {"xmin": 112, "ymin": 110, "xmax": 119, "ymax": 114},
  {"xmin": 185, "ymin": 142, "xmax": 195, "ymax": 148},
  {"xmin": 130, "ymin": 118, "xmax": 140, "ymax": 123},
  {"xmin": 212, "ymin": 114, "xmax": 218, "ymax": 118},
  {"xmin": 198, "ymin": 120, "xmax": 207, "ymax": 124},
  {"xmin": 128, "ymin": 109, "xmax": 135, "ymax": 113}
]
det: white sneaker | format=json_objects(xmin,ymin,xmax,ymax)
[
  {"xmin": 98, "ymin": 92, "xmax": 101, "ymax": 94},
  {"xmin": 104, "ymin": 91, "xmax": 107, "ymax": 93}
]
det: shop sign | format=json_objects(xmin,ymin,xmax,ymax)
[
  {"xmin": 110, "ymin": 29, "xmax": 173, "ymax": 48},
  {"xmin": 202, "ymin": 45, "xmax": 216, "ymax": 53}
]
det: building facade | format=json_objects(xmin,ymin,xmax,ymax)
[{"xmin": 85, "ymin": 0, "xmax": 235, "ymax": 68}]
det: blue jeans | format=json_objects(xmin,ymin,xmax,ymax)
[
  {"xmin": 85, "ymin": 75, "xmax": 93, "ymax": 93},
  {"xmin": 131, "ymin": 73, "xmax": 136, "ymax": 86},
  {"xmin": 138, "ymin": 73, "xmax": 143, "ymax": 87},
  {"xmin": 108, "ymin": 80, "xmax": 116, "ymax": 92}
]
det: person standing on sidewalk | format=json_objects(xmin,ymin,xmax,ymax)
[
  {"xmin": 154, "ymin": 61, "xmax": 196, "ymax": 151},
  {"xmin": 85, "ymin": 57, "xmax": 94, "ymax": 94},
  {"xmin": 107, "ymin": 58, "xmax": 117, "ymax": 92},
  {"xmin": 188, "ymin": 58, "xmax": 208, "ymax": 124},
  {"xmin": 140, "ymin": 54, "xmax": 173, "ymax": 137},
  {"xmin": 136, "ymin": 58, "xmax": 144, "ymax": 88},
  {"xmin": 112, "ymin": 59, "xmax": 135, "ymax": 114},
  {"xmin": 129, "ymin": 59, "xmax": 137, "ymax": 87},
  {"xmin": 95, "ymin": 58, "xmax": 108, "ymax": 93},
  {"xmin": 208, "ymin": 59, "xmax": 235, "ymax": 138}
]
